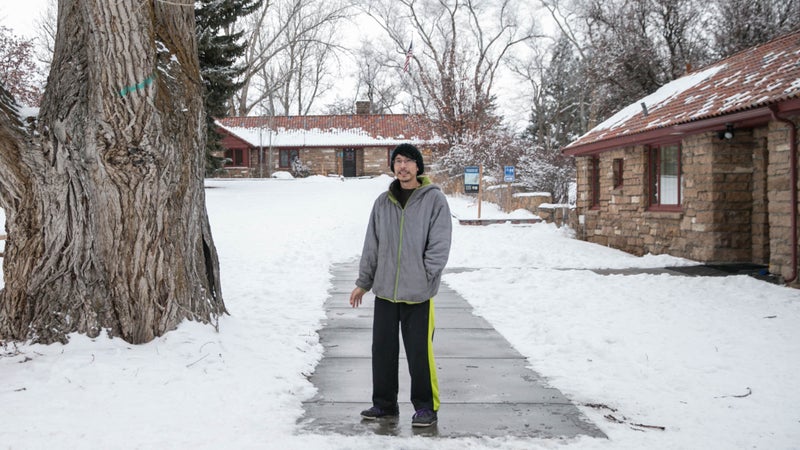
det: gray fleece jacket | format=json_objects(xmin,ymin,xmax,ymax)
[{"xmin": 356, "ymin": 176, "xmax": 452, "ymax": 303}]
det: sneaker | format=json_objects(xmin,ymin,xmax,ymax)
[
  {"xmin": 360, "ymin": 405, "xmax": 399, "ymax": 420},
  {"xmin": 411, "ymin": 408, "xmax": 438, "ymax": 427}
]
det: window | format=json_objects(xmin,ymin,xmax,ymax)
[
  {"xmin": 590, "ymin": 156, "xmax": 600, "ymax": 208},
  {"xmin": 613, "ymin": 158, "xmax": 624, "ymax": 188},
  {"xmin": 225, "ymin": 149, "xmax": 246, "ymax": 166},
  {"xmin": 648, "ymin": 144, "xmax": 682, "ymax": 209},
  {"xmin": 279, "ymin": 149, "xmax": 299, "ymax": 168}
]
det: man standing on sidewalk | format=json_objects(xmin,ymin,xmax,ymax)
[{"xmin": 349, "ymin": 143, "xmax": 452, "ymax": 428}]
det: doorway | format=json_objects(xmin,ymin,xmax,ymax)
[{"xmin": 343, "ymin": 148, "xmax": 356, "ymax": 177}]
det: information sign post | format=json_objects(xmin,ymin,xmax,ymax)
[
  {"xmin": 464, "ymin": 165, "xmax": 483, "ymax": 218},
  {"xmin": 504, "ymin": 166, "xmax": 515, "ymax": 183},
  {"xmin": 503, "ymin": 166, "xmax": 515, "ymax": 211},
  {"xmin": 464, "ymin": 166, "xmax": 480, "ymax": 193}
]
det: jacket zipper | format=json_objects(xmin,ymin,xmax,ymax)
[
  {"xmin": 391, "ymin": 188, "xmax": 419, "ymax": 301},
  {"xmin": 392, "ymin": 209, "xmax": 405, "ymax": 301}
]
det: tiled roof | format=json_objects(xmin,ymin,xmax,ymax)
[
  {"xmin": 564, "ymin": 30, "xmax": 800, "ymax": 154},
  {"xmin": 216, "ymin": 114, "xmax": 436, "ymax": 148}
]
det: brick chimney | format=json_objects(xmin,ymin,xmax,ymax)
[{"xmin": 355, "ymin": 101, "xmax": 371, "ymax": 115}]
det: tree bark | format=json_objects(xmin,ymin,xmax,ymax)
[{"xmin": 0, "ymin": 0, "xmax": 224, "ymax": 344}]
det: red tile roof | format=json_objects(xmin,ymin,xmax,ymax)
[{"xmin": 564, "ymin": 30, "xmax": 800, "ymax": 155}]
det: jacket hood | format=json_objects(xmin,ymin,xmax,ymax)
[{"xmin": 388, "ymin": 176, "xmax": 439, "ymax": 203}]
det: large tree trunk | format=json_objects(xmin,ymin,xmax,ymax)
[{"xmin": 0, "ymin": 0, "xmax": 224, "ymax": 344}]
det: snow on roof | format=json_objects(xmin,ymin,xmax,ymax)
[
  {"xmin": 219, "ymin": 125, "xmax": 416, "ymax": 147},
  {"xmin": 216, "ymin": 114, "xmax": 438, "ymax": 148},
  {"xmin": 565, "ymin": 30, "xmax": 800, "ymax": 153},
  {"xmin": 593, "ymin": 65, "xmax": 726, "ymax": 134}
]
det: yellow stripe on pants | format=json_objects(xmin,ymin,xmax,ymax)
[{"xmin": 428, "ymin": 298, "xmax": 440, "ymax": 411}]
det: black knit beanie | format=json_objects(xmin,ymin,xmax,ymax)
[{"xmin": 390, "ymin": 143, "xmax": 424, "ymax": 175}]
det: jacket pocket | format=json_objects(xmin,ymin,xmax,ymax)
[{"xmin": 395, "ymin": 255, "xmax": 429, "ymax": 301}]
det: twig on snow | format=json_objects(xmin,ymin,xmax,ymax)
[
  {"xmin": 584, "ymin": 402, "xmax": 666, "ymax": 431},
  {"xmin": 186, "ymin": 353, "xmax": 209, "ymax": 368},
  {"xmin": 716, "ymin": 387, "xmax": 752, "ymax": 398}
]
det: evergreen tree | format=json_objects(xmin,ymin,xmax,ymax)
[
  {"xmin": 518, "ymin": 37, "xmax": 581, "ymax": 204},
  {"xmin": 195, "ymin": 0, "xmax": 262, "ymax": 176}
]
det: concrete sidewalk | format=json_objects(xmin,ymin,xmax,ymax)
[{"xmin": 298, "ymin": 260, "xmax": 606, "ymax": 440}]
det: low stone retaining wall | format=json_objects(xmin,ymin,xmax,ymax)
[
  {"xmin": 536, "ymin": 203, "xmax": 575, "ymax": 228},
  {"xmin": 458, "ymin": 218, "xmax": 542, "ymax": 226},
  {"xmin": 438, "ymin": 174, "xmax": 574, "ymax": 227}
]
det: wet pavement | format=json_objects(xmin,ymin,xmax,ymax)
[
  {"xmin": 591, "ymin": 262, "xmax": 777, "ymax": 283},
  {"xmin": 297, "ymin": 260, "xmax": 606, "ymax": 440}
]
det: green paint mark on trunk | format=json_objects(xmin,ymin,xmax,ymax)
[{"xmin": 119, "ymin": 73, "xmax": 156, "ymax": 97}]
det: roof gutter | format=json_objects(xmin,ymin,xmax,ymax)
[{"xmin": 769, "ymin": 105, "xmax": 798, "ymax": 283}]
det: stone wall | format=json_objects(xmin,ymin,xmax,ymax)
[
  {"xmin": 575, "ymin": 147, "xmax": 657, "ymax": 255},
  {"xmin": 572, "ymin": 115, "xmax": 799, "ymax": 283},
  {"xmin": 752, "ymin": 129, "xmax": 770, "ymax": 264},
  {"xmin": 218, "ymin": 167, "xmax": 251, "ymax": 178},
  {"xmin": 574, "ymin": 131, "xmax": 763, "ymax": 260},
  {"xmin": 301, "ymin": 148, "xmax": 340, "ymax": 176},
  {"xmin": 438, "ymin": 172, "xmax": 565, "ymax": 224},
  {"xmin": 230, "ymin": 146, "xmax": 393, "ymax": 178},
  {"xmin": 484, "ymin": 185, "xmax": 553, "ymax": 213},
  {"xmin": 301, "ymin": 147, "xmax": 389, "ymax": 177},
  {"xmin": 364, "ymin": 147, "xmax": 391, "ymax": 175},
  {"xmin": 685, "ymin": 131, "xmax": 758, "ymax": 261},
  {"xmin": 766, "ymin": 118, "xmax": 798, "ymax": 279},
  {"xmin": 217, "ymin": 145, "xmax": 442, "ymax": 178},
  {"xmin": 537, "ymin": 204, "xmax": 574, "ymax": 227}
]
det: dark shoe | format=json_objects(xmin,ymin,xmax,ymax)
[
  {"xmin": 360, "ymin": 405, "xmax": 399, "ymax": 420},
  {"xmin": 411, "ymin": 408, "xmax": 438, "ymax": 427}
]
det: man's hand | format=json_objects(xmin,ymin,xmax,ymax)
[{"xmin": 350, "ymin": 287, "xmax": 366, "ymax": 308}]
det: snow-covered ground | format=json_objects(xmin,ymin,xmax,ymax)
[{"xmin": 1, "ymin": 175, "xmax": 798, "ymax": 449}]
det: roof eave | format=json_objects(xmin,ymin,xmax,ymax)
[{"xmin": 563, "ymin": 98, "xmax": 800, "ymax": 157}]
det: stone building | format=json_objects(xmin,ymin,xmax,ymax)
[
  {"xmin": 214, "ymin": 102, "xmax": 437, "ymax": 178},
  {"xmin": 563, "ymin": 30, "xmax": 800, "ymax": 284}
]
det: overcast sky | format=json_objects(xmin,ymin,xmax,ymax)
[{"xmin": 1, "ymin": 0, "xmax": 49, "ymax": 38}]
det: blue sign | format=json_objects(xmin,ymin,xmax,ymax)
[
  {"xmin": 504, "ymin": 166, "xmax": 515, "ymax": 182},
  {"xmin": 464, "ymin": 166, "xmax": 480, "ymax": 193}
]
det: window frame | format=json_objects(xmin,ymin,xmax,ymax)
[
  {"xmin": 279, "ymin": 149, "xmax": 300, "ymax": 169},
  {"xmin": 647, "ymin": 143, "xmax": 682, "ymax": 211},
  {"xmin": 589, "ymin": 156, "xmax": 600, "ymax": 209},
  {"xmin": 225, "ymin": 148, "xmax": 247, "ymax": 167},
  {"xmin": 613, "ymin": 158, "xmax": 624, "ymax": 189}
]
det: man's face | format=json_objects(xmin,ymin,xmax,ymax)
[{"xmin": 393, "ymin": 156, "xmax": 418, "ymax": 182}]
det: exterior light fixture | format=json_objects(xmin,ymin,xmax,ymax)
[{"xmin": 718, "ymin": 123, "xmax": 734, "ymax": 140}]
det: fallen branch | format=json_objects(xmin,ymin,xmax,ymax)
[
  {"xmin": 716, "ymin": 387, "xmax": 752, "ymax": 399},
  {"xmin": 186, "ymin": 353, "xmax": 209, "ymax": 368},
  {"xmin": 584, "ymin": 402, "xmax": 666, "ymax": 431},
  {"xmin": 584, "ymin": 403, "xmax": 618, "ymax": 412}
]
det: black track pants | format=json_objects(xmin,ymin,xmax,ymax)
[{"xmin": 371, "ymin": 297, "xmax": 439, "ymax": 412}]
